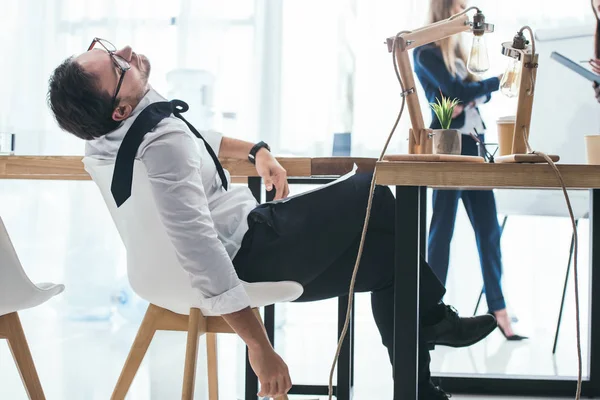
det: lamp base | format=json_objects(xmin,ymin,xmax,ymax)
[
  {"xmin": 384, "ymin": 154, "xmax": 485, "ymax": 163},
  {"xmin": 494, "ymin": 154, "xmax": 560, "ymax": 163}
]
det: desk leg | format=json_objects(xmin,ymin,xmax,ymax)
[
  {"xmin": 419, "ymin": 186, "xmax": 427, "ymax": 258},
  {"xmin": 337, "ymin": 295, "xmax": 354, "ymax": 400},
  {"xmin": 246, "ymin": 177, "xmax": 262, "ymax": 400},
  {"xmin": 590, "ymin": 189, "xmax": 600, "ymax": 394},
  {"xmin": 394, "ymin": 186, "xmax": 421, "ymax": 400}
]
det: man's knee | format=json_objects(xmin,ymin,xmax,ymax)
[
  {"xmin": 375, "ymin": 184, "xmax": 394, "ymax": 205},
  {"xmin": 351, "ymin": 173, "xmax": 393, "ymax": 200}
]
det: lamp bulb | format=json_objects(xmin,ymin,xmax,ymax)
[
  {"xmin": 500, "ymin": 58, "xmax": 522, "ymax": 98},
  {"xmin": 467, "ymin": 35, "xmax": 490, "ymax": 75}
]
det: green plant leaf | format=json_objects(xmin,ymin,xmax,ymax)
[{"xmin": 429, "ymin": 92, "xmax": 460, "ymax": 130}]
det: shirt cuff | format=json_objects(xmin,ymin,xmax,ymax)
[
  {"xmin": 198, "ymin": 283, "xmax": 251, "ymax": 315},
  {"xmin": 201, "ymin": 130, "xmax": 223, "ymax": 157},
  {"xmin": 486, "ymin": 77, "xmax": 500, "ymax": 92},
  {"xmin": 474, "ymin": 95, "xmax": 487, "ymax": 105}
]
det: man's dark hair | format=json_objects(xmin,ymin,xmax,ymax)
[{"xmin": 47, "ymin": 57, "xmax": 120, "ymax": 140}]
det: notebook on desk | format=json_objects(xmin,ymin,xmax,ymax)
[{"xmin": 551, "ymin": 51, "xmax": 600, "ymax": 84}]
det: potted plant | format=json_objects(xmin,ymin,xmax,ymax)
[{"xmin": 429, "ymin": 92, "xmax": 462, "ymax": 155}]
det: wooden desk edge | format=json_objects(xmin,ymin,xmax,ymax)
[
  {"xmin": 375, "ymin": 160, "xmax": 600, "ymax": 189},
  {"xmin": 0, "ymin": 156, "xmax": 376, "ymax": 180}
]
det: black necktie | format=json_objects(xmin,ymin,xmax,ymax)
[{"xmin": 111, "ymin": 99, "xmax": 228, "ymax": 208}]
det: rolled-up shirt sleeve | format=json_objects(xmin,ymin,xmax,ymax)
[
  {"xmin": 139, "ymin": 130, "xmax": 250, "ymax": 315},
  {"xmin": 200, "ymin": 129, "xmax": 223, "ymax": 158}
]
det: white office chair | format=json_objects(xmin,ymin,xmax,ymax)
[
  {"xmin": 0, "ymin": 216, "xmax": 65, "ymax": 400},
  {"xmin": 83, "ymin": 157, "xmax": 303, "ymax": 400}
]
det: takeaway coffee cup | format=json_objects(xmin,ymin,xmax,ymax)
[
  {"xmin": 497, "ymin": 116, "xmax": 516, "ymax": 156},
  {"xmin": 585, "ymin": 134, "xmax": 600, "ymax": 165}
]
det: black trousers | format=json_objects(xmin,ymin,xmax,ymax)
[{"xmin": 233, "ymin": 173, "xmax": 446, "ymax": 384}]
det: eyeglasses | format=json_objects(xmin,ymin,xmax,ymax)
[{"xmin": 87, "ymin": 38, "xmax": 131, "ymax": 107}]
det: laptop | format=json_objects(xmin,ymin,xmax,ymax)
[{"xmin": 551, "ymin": 51, "xmax": 600, "ymax": 84}]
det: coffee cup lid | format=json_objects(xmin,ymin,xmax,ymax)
[{"xmin": 497, "ymin": 116, "xmax": 516, "ymax": 124}]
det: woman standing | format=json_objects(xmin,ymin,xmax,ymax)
[{"xmin": 413, "ymin": 0, "xmax": 525, "ymax": 340}]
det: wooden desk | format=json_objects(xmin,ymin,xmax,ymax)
[
  {"xmin": 375, "ymin": 161, "xmax": 600, "ymax": 399},
  {"xmin": 14, "ymin": 156, "xmax": 600, "ymax": 398}
]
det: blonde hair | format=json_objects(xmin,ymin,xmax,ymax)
[{"xmin": 427, "ymin": 0, "xmax": 478, "ymax": 81}]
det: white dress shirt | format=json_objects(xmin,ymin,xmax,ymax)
[{"xmin": 85, "ymin": 87, "xmax": 258, "ymax": 315}]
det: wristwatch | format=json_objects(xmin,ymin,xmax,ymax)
[{"xmin": 248, "ymin": 141, "xmax": 271, "ymax": 165}]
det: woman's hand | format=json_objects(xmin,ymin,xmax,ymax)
[
  {"xmin": 595, "ymin": 82, "xmax": 600, "ymax": 104},
  {"xmin": 255, "ymin": 149, "xmax": 290, "ymax": 200},
  {"xmin": 452, "ymin": 104, "xmax": 464, "ymax": 118},
  {"xmin": 591, "ymin": 59, "xmax": 600, "ymax": 74}
]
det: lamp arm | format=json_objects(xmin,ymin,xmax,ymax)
[
  {"xmin": 386, "ymin": 15, "xmax": 471, "ymax": 52},
  {"xmin": 385, "ymin": 6, "xmax": 493, "ymax": 52},
  {"xmin": 519, "ymin": 25, "xmax": 536, "ymax": 60},
  {"xmin": 448, "ymin": 6, "xmax": 480, "ymax": 20},
  {"xmin": 519, "ymin": 25, "xmax": 537, "ymax": 96}
]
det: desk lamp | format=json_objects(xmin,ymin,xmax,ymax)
[
  {"xmin": 384, "ymin": 7, "xmax": 494, "ymax": 161},
  {"xmin": 495, "ymin": 26, "xmax": 559, "ymax": 163}
]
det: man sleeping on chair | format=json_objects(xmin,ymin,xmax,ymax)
[{"xmin": 47, "ymin": 38, "xmax": 497, "ymax": 400}]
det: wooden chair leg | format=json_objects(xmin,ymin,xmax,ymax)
[
  {"xmin": 182, "ymin": 308, "xmax": 203, "ymax": 400},
  {"xmin": 0, "ymin": 312, "xmax": 46, "ymax": 400},
  {"xmin": 111, "ymin": 304, "xmax": 162, "ymax": 400},
  {"xmin": 206, "ymin": 333, "xmax": 219, "ymax": 400}
]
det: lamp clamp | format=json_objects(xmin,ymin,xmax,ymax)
[{"xmin": 400, "ymin": 87, "xmax": 415, "ymax": 98}]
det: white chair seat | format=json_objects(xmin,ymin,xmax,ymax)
[
  {"xmin": 0, "ymin": 283, "xmax": 65, "ymax": 318},
  {"xmin": 0, "ymin": 217, "xmax": 65, "ymax": 317},
  {"xmin": 244, "ymin": 281, "xmax": 303, "ymax": 308},
  {"xmin": 142, "ymin": 280, "xmax": 303, "ymax": 317}
]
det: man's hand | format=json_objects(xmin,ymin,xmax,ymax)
[
  {"xmin": 595, "ymin": 82, "xmax": 600, "ymax": 104},
  {"xmin": 248, "ymin": 344, "xmax": 292, "ymax": 398},
  {"xmin": 221, "ymin": 307, "xmax": 292, "ymax": 398},
  {"xmin": 255, "ymin": 149, "xmax": 290, "ymax": 200}
]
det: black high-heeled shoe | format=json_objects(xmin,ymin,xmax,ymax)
[
  {"xmin": 497, "ymin": 323, "xmax": 528, "ymax": 341},
  {"xmin": 488, "ymin": 311, "xmax": 528, "ymax": 341}
]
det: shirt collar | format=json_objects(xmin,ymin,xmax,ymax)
[
  {"xmin": 84, "ymin": 86, "xmax": 168, "ymax": 157},
  {"xmin": 105, "ymin": 86, "xmax": 168, "ymax": 137},
  {"xmin": 126, "ymin": 86, "xmax": 167, "ymax": 121}
]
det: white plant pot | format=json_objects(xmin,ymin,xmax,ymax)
[{"xmin": 430, "ymin": 129, "xmax": 461, "ymax": 155}]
